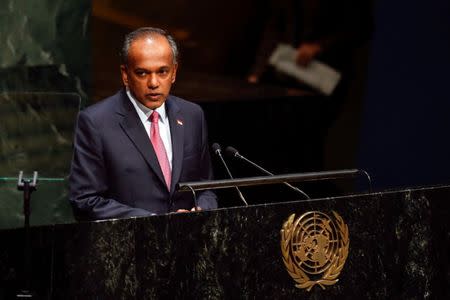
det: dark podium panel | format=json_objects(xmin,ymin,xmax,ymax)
[{"xmin": 0, "ymin": 185, "xmax": 449, "ymax": 299}]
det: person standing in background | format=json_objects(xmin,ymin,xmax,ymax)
[{"xmin": 248, "ymin": 0, "xmax": 372, "ymax": 89}]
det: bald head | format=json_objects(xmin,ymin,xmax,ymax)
[{"xmin": 121, "ymin": 27, "xmax": 179, "ymax": 65}]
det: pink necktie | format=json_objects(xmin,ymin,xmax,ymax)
[{"xmin": 150, "ymin": 111, "xmax": 171, "ymax": 189}]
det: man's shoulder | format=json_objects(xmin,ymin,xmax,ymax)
[
  {"xmin": 167, "ymin": 94, "xmax": 203, "ymax": 114},
  {"xmin": 82, "ymin": 90, "xmax": 124, "ymax": 117}
]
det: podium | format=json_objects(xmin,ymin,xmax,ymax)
[{"xmin": 0, "ymin": 184, "xmax": 449, "ymax": 299}]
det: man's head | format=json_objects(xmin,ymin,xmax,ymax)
[{"xmin": 120, "ymin": 27, "xmax": 178, "ymax": 109}]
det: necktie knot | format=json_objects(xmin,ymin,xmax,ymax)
[{"xmin": 150, "ymin": 111, "xmax": 159, "ymax": 123}]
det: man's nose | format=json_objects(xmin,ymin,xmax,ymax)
[{"xmin": 147, "ymin": 73, "xmax": 159, "ymax": 89}]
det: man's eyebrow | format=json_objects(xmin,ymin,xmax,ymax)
[{"xmin": 133, "ymin": 66, "xmax": 170, "ymax": 72}]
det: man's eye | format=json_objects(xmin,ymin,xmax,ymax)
[
  {"xmin": 159, "ymin": 69, "xmax": 168, "ymax": 75},
  {"xmin": 136, "ymin": 71, "xmax": 146, "ymax": 76}
]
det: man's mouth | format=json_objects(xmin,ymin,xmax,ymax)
[{"xmin": 146, "ymin": 93, "xmax": 161, "ymax": 100}]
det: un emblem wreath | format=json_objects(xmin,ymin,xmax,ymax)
[{"xmin": 280, "ymin": 211, "xmax": 349, "ymax": 291}]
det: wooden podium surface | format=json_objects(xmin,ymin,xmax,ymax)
[{"xmin": 0, "ymin": 185, "xmax": 449, "ymax": 299}]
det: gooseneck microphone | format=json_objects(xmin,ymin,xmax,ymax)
[
  {"xmin": 212, "ymin": 143, "xmax": 249, "ymax": 206},
  {"xmin": 225, "ymin": 146, "xmax": 310, "ymax": 200}
]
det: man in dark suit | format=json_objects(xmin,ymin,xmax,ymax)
[{"xmin": 69, "ymin": 27, "xmax": 217, "ymax": 221}]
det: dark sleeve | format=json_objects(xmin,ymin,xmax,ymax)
[
  {"xmin": 69, "ymin": 110, "xmax": 153, "ymax": 221},
  {"xmin": 249, "ymin": 0, "xmax": 285, "ymax": 78},
  {"xmin": 195, "ymin": 109, "xmax": 218, "ymax": 210}
]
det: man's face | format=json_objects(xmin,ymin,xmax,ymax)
[{"xmin": 121, "ymin": 35, "xmax": 178, "ymax": 109}]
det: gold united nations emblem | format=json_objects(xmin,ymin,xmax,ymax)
[{"xmin": 280, "ymin": 211, "xmax": 349, "ymax": 291}]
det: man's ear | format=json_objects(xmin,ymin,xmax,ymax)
[
  {"xmin": 171, "ymin": 63, "xmax": 178, "ymax": 83},
  {"xmin": 120, "ymin": 65, "xmax": 128, "ymax": 87}
]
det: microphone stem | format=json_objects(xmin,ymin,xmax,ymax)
[
  {"xmin": 239, "ymin": 155, "xmax": 310, "ymax": 200},
  {"xmin": 218, "ymin": 152, "xmax": 249, "ymax": 206},
  {"xmin": 239, "ymin": 155, "xmax": 273, "ymax": 175}
]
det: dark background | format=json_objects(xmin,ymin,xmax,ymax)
[{"xmin": 358, "ymin": 0, "xmax": 450, "ymax": 190}]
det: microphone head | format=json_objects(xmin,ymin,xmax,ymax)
[
  {"xmin": 211, "ymin": 143, "xmax": 222, "ymax": 155},
  {"xmin": 225, "ymin": 146, "xmax": 239, "ymax": 158}
]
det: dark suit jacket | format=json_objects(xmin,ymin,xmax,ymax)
[{"xmin": 69, "ymin": 89, "xmax": 217, "ymax": 220}]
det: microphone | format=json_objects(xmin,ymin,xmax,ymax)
[
  {"xmin": 211, "ymin": 143, "xmax": 249, "ymax": 206},
  {"xmin": 225, "ymin": 146, "xmax": 310, "ymax": 200}
]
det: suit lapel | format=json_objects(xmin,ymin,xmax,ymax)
[
  {"xmin": 166, "ymin": 96, "xmax": 184, "ymax": 194},
  {"xmin": 116, "ymin": 90, "xmax": 167, "ymax": 188}
]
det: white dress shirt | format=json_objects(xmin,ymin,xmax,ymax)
[{"xmin": 126, "ymin": 90, "xmax": 173, "ymax": 169}]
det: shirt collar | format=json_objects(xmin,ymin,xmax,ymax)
[{"xmin": 126, "ymin": 89, "xmax": 167, "ymax": 122}]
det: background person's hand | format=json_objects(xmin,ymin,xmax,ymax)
[
  {"xmin": 296, "ymin": 43, "xmax": 322, "ymax": 66},
  {"xmin": 247, "ymin": 74, "xmax": 260, "ymax": 84}
]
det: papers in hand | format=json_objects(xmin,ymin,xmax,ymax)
[{"xmin": 269, "ymin": 44, "xmax": 341, "ymax": 96}]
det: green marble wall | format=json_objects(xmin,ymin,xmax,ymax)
[
  {"xmin": 0, "ymin": 0, "xmax": 90, "ymax": 97},
  {"xmin": 0, "ymin": 0, "xmax": 90, "ymax": 228}
]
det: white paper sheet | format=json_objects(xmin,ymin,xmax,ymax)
[{"xmin": 269, "ymin": 44, "xmax": 341, "ymax": 96}]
